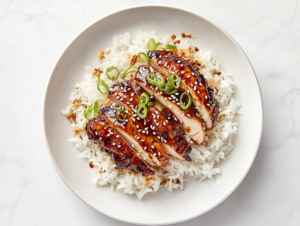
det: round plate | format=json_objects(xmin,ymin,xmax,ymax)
[{"xmin": 43, "ymin": 5, "xmax": 263, "ymax": 225}]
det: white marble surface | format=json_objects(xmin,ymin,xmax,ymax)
[{"xmin": 0, "ymin": 0, "xmax": 299, "ymax": 225}]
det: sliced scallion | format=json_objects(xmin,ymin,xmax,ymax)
[
  {"xmin": 146, "ymin": 101, "xmax": 154, "ymax": 107},
  {"xmin": 97, "ymin": 79, "xmax": 109, "ymax": 94},
  {"xmin": 168, "ymin": 73, "xmax": 181, "ymax": 89},
  {"xmin": 180, "ymin": 92, "xmax": 192, "ymax": 110},
  {"xmin": 139, "ymin": 92, "xmax": 150, "ymax": 105},
  {"xmin": 147, "ymin": 38, "xmax": 161, "ymax": 51},
  {"xmin": 83, "ymin": 101, "xmax": 98, "ymax": 120},
  {"xmin": 122, "ymin": 66, "xmax": 137, "ymax": 79},
  {"xmin": 155, "ymin": 102, "xmax": 163, "ymax": 112},
  {"xmin": 137, "ymin": 103, "xmax": 147, "ymax": 119},
  {"xmin": 138, "ymin": 52, "xmax": 149, "ymax": 66},
  {"xmin": 146, "ymin": 72, "xmax": 157, "ymax": 86},
  {"xmin": 166, "ymin": 44, "xmax": 177, "ymax": 50},
  {"xmin": 116, "ymin": 109, "xmax": 127, "ymax": 122},
  {"xmin": 160, "ymin": 82, "xmax": 178, "ymax": 95},
  {"xmin": 106, "ymin": 66, "xmax": 120, "ymax": 80},
  {"xmin": 156, "ymin": 74, "xmax": 165, "ymax": 87}
]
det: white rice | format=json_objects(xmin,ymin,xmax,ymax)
[{"xmin": 62, "ymin": 31, "xmax": 241, "ymax": 199}]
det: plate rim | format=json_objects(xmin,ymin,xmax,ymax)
[{"xmin": 43, "ymin": 4, "xmax": 264, "ymax": 225}]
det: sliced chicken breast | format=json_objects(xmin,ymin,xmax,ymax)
[
  {"xmin": 148, "ymin": 50, "xmax": 219, "ymax": 129},
  {"xmin": 85, "ymin": 115, "xmax": 155, "ymax": 175},
  {"xmin": 134, "ymin": 65, "xmax": 205, "ymax": 145},
  {"xmin": 101, "ymin": 105, "xmax": 169, "ymax": 167},
  {"xmin": 108, "ymin": 80, "xmax": 192, "ymax": 162}
]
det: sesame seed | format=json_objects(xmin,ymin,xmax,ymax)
[
  {"xmin": 177, "ymin": 102, "xmax": 180, "ymax": 105},
  {"xmin": 136, "ymin": 125, "xmax": 139, "ymax": 129},
  {"xmin": 144, "ymin": 146, "xmax": 147, "ymax": 150},
  {"xmin": 132, "ymin": 144, "xmax": 134, "ymax": 148},
  {"xmin": 125, "ymin": 119, "xmax": 128, "ymax": 122},
  {"xmin": 153, "ymin": 153, "xmax": 156, "ymax": 156},
  {"xmin": 116, "ymin": 96, "xmax": 120, "ymax": 99},
  {"xmin": 107, "ymin": 134, "xmax": 110, "ymax": 137},
  {"xmin": 137, "ymin": 117, "xmax": 140, "ymax": 120},
  {"xmin": 151, "ymin": 145, "xmax": 154, "ymax": 149},
  {"xmin": 158, "ymin": 136, "xmax": 160, "ymax": 139},
  {"xmin": 138, "ymin": 129, "xmax": 141, "ymax": 132},
  {"xmin": 192, "ymin": 72, "xmax": 194, "ymax": 75},
  {"xmin": 159, "ymin": 61, "xmax": 162, "ymax": 64},
  {"xmin": 156, "ymin": 123, "xmax": 159, "ymax": 126},
  {"xmin": 144, "ymin": 122, "xmax": 146, "ymax": 125},
  {"xmin": 153, "ymin": 132, "xmax": 156, "ymax": 135},
  {"xmin": 112, "ymin": 143, "xmax": 115, "ymax": 146},
  {"xmin": 187, "ymin": 114, "xmax": 191, "ymax": 117},
  {"xmin": 193, "ymin": 87, "xmax": 196, "ymax": 91},
  {"xmin": 131, "ymin": 93, "xmax": 134, "ymax": 96},
  {"xmin": 132, "ymin": 118, "xmax": 135, "ymax": 122},
  {"xmin": 187, "ymin": 75, "xmax": 190, "ymax": 78},
  {"xmin": 155, "ymin": 87, "xmax": 158, "ymax": 91},
  {"xmin": 126, "ymin": 101, "xmax": 129, "ymax": 104},
  {"xmin": 200, "ymin": 83, "xmax": 203, "ymax": 86},
  {"xmin": 99, "ymin": 137, "xmax": 102, "ymax": 140},
  {"xmin": 142, "ymin": 131, "xmax": 145, "ymax": 133},
  {"xmin": 169, "ymin": 105, "xmax": 172, "ymax": 109},
  {"xmin": 197, "ymin": 90, "xmax": 200, "ymax": 94},
  {"xmin": 158, "ymin": 152, "xmax": 161, "ymax": 156},
  {"xmin": 95, "ymin": 131, "xmax": 98, "ymax": 135},
  {"xmin": 168, "ymin": 97, "xmax": 172, "ymax": 100},
  {"xmin": 120, "ymin": 98, "xmax": 123, "ymax": 101},
  {"xmin": 163, "ymin": 122, "xmax": 166, "ymax": 126},
  {"xmin": 141, "ymin": 139, "xmax": 145, "ymax": 142},
  {"xmin": 177, "ymin": 60, "xmax": 181, "ymax": 63},
  {"xmin": 181, "ymin": 71, "xmax": 184, "ymax": 74},
  {"xmin": 207, "ymin": 103, "xmax": 210, "ymax": 106},
  {"xmin": 145, "ymin": 127, "xmax": 148, "ymax": 130},
  {"xmin": 118, "ymin": 145, "xmax": 121, "ymax": 148}
]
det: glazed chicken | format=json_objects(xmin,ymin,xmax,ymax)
[
  {"xmin": 82, "ymin": 49, "xmax": 220, "ymax": 174},
  {"xmin": 108, "ymin": 80, "xmax": 192, "ymax": 162},
  {"xmin": 85, "ymin": 115, "xmax": 155, "ymax": 175},
  {"xmin": 134, "ymin": 65, "xmax": 206, "ymax": 145},
  {"xmin": 148, "ymin": 50, "xmax": 219, "ymax": 129},
  {"xmin": 101, "ymin": 105, "xmax": 169, "ymax": 167}
]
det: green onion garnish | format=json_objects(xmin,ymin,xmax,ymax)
[
  {"xmin": 97, "ymin": 79, "xmax": 109, "ymax": 94},
  {"xmin": 168, "ymin": 73, "xmax": 181, "ymax": 89},
  {"xmin": 139, "ymin": 92, "xmax": 150, "ymax": 105},
  {"xmin": 137, "ymin": 103, "xmax": 147, "ymax": 119},
  {"xmin": 83, "ymin": 101, "xmax": 98, "ymax": 120},
  {"xmin": 156, "ymin": 74, "xmax": 165, "ymax": 87},
  {"xmin": 155, "ymin": 102, "xmax": 163, "ymax": 112},
  {"xmin": 138, "ymin": 52, "xmax": 149, "ymax": 66},
  {"xmin": 147, "ymin": 38, "xmax": 161, "ymax": 51},
  {"xmin": 146, "ymin": 101, "xmax": 154, "ymax": 107},
  {"xmin": 166, "ymin": 44, "xmax": 177, "ymax": 50},
  {"xmin": 146, "ymin": 72, "xmax": 157, "ymax": 86},
  {"xmin": 160, "ymin": 82, "xmax": 178, "ymax": 95},
  {"xmin": 180, "ymin": 92, "xmax": 192, "ymax": 110},
  {"xmin": 122, "ymin": 66, "xmax": 137, "ymax": 79},
  {"xmin": 106, "ymin": 66, "xmax": 120, "ymax": 80},
  {"xmin": 116, "ymin": 109, "xmax": 127, "ymax": 122}
]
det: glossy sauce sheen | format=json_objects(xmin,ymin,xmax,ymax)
[
  {"xmin": 148, "ymin": 50, "xmax": 219, "ymax": 126},
  {"xmin": 102, "ymin": 105, "xmax": 169, "ymax": 167},
  {"xmin": 108, "ymin": 80, "xmax": 192, "ymax": 161},
  {"xmin": 85, "ymin": 116, "xmax": 155, "ymax": 175}
]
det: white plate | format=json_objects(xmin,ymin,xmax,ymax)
[{"xmin": 43, "ymin": 5, "xmax": 263, "ymax": 225}]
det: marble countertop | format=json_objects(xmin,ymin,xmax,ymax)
[{"xmin": 1, "ymin": 0, "xmax": 299, "ymax": 225}]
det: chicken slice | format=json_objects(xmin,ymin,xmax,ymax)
[
  {"xmin": 108, "ymin": 80, "xmax": 192, "ymax": 162},
  {"xmin": 148, "ymin": 50, "xmax": 219, "ymax": 129},
  {"xmin": 101, "ymin": 105, "xmax": 169, "ymax": 167},
  {"xmin": 134, "ymin": 65, "xmax": 205, "ymax": 145},
  {"xmin": 85, "ymin": 115, "xmax": 155, "ymax": 175}
]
